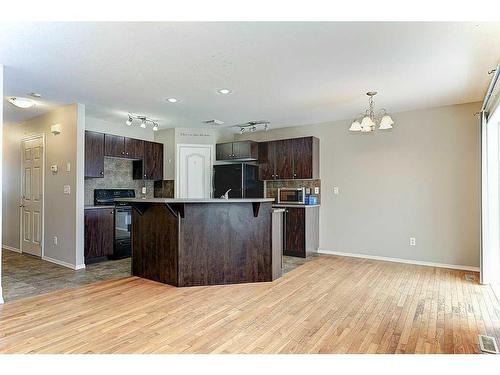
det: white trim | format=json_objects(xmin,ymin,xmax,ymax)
[
  {"xmin": 20, "ymin": 133, "xmax": 46, "ymax": 258},
  {"xmin": 318, "ymin": 249, "xmax": 480, "ymax": 272},
  {"xmin": 42, "ymin": 255, "xmax": 85, "ymax": 270},
  {"xmin": 2, "ymin": 245, "xmax": 21, "ymax": 253}
]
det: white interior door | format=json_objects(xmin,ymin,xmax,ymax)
[
  {"xmin": 21, "ymin": 137, "xmax": 44, "ymax": 257},
  {"xmin": 177, "ymin": 144, "xmax": 213, "ymax": 198}
]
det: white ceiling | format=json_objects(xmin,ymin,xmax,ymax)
[{"xmin": 1, "ymin": 22, "xmax": 499, "ymax": 129}]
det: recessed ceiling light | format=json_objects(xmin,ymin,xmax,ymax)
[
  {"xmin": 166, "ymin": 98, "xmax": 179, "ymax": 103},
  {"xmin": 217, "ymin": 88, "xmax": 232, "ymax": 95},
  {"xmin": 7, "ymin": 97, "xmax": 36, "ymax": 109}
]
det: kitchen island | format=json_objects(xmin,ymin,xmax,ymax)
[{"xmin": 116, "ymin": 198, "xmax": 276, "ymax": 287}]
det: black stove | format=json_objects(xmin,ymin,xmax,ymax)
[{"xmin": 94, "ymin": 189, "xmax": 135, "ymax": 259}]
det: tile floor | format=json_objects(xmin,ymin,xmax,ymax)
[{"xmin": 2, "ymin": 250, "xmax": 315, "ymax": 302}]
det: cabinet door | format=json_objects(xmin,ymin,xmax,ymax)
[
  {"xmin": 104, "ymin": 134, "xmax": 125, "ymax": 157},
  {"xmin": 232, "ymin": 141, "xmax": 258, "ymax": 160},
  {"xmin": 292, "ymin": 137, "xmax": 313, "ymax": 179},
  {"xmin": 274, "ymin": 139, "xmax": 294, "ymax": 180},
  {"xmin": 216, "ymin": 143, "xmax": 233, "ymax": 160},
  {"xmin": 124, "ymin": 137, "xmax": 144, "ymax": 159},
  {"xmin": 258, "ymin": 141, "xmax": 276, "ymax": 180},
  {"xmin": 143, "ymin": 141, "xmax": 163, "ymax": 180},
  {"xmin": 85, "ymin": 131, "xmax": 104, "ymax": 178},
  {"xmin": 284, "ymin": 207, "xmax": 306, "ymax": 258},
  {"xmin": 84, "ymin": 208, "xmax": 114, "ymax": 261}
]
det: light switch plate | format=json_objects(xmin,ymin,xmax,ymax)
[
  {"xmin": 333, "ymin": 186, "xmax": 339, "ymax": 195},
  {"xmin": 63, "ymin": 185, "xmax": 71, "ymax": 195},
  {"xmin": 66, "ymin": 162, "xmax": 71, "ymax": 172},
  {"xmin": 51, "ymin": 164, "xmax": 58, "ymax": 173}
]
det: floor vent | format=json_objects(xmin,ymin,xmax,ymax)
[
  {"xmin": 465, "ymin": 274, "xmax": 475, "ymax": 282},
  {"xmin": 479, "ymin": 335, "xmax": 499, "ymax": 354}
]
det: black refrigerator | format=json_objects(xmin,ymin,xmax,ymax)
[{"xmin": 213, "ymin": 163, "xmax": 264, "ymax": 198}]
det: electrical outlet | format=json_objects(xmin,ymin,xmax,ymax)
[
  {"xmin": 333, "ymin": 186, "xmax": 339, "ymax": 195},
  {"xmin": 314, "ymin": 187, "xmax": 320, "ymax": 194},
  {"xmin": 409, "ymin": 237, "xmax": 416, "ymax": 246},
  {"xmin": 66, "ymin": 162, "xmax": 71, "ymax": 172},
  {"xmin": 53, "ymin": 236, "xmax": 58, "ymax": 245},
  {"xmin": 141, "ymin": 186, "xmax": 147, "ymax": 195},
  {"xmin": 63, "ymin": 185, "xmax": 71, "ymax": 195}
]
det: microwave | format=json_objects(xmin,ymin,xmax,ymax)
[{"xmin": 277, "ymin": 188, "xmax": 306, "ymax": 204}]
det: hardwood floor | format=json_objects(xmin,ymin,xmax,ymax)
[{"xmin": 0, "ymin": 254, "xmax": 499, "ymax": 354}]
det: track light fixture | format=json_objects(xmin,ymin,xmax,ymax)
[
  {"xmin": 125, "ymin": 114, "xmax": 160, "ymax": 131},
  {"xmin": 234, "ymin": 120, "xmax": 270, "ymax": 134}
]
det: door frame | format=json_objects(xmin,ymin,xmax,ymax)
[
  {"xmin": 175, "ymin": 143, "xmax": 214, "ymax": 198},
  {"xmin": 19, "ymin": 133, "xmax": 46, "ymax": 257}
]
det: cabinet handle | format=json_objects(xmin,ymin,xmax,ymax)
[
  {"xmin": 121, "ymin": 151, "xmax": 125, "ymax": 155},
  {"xmin": 110, "ymin": 211, "xmax": 114, "ymax": 215},
  {"xmin": 126, "ymin": 152, "xmax": 129, "ymax": 155},
  {"xmin": 144, "ymin": 174, "xmax": 147, "ymax": 178},
  {"xmin": 228, "ymin": 154, "xmax": 232, "ymax": 157},
  {"xmin": 100, "ymin": 171, "xmax": 104, "ymax": 175}
]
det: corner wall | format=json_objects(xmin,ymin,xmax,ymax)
[
  {"xmin": 1, "ymin": 65, "xmax": 4, "ymax": 302},
  {"xmin": 237, "ymin": 102, "xmax": 481, "ymax": 268},
  {"xmin": 2, "ymin": 104, "xmax": 83, "ymax": 268}
]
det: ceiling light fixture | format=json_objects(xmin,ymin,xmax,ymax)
[
  {"xmin": 7, "ymin": 97, "xmax": 36, "ymax": 109},
  {"xmin": 217, "ymin": 88, "xmax": 232, "ymax": 95},
  {"xmin": 166, "ymin": 98, "xmax": 178, "ymax": 103},
  {"xmin": 126, "ymin": 115, "xmax": 133, "ymax": 126},
  {"xmin": 29, "ymin": 92, "xmax": 42, "ymax": 98},
  {"xmin": 233, "ymin": 120, "xmax": 270, "ymax": 133},
  {"xmin": 125, "ymin": 114, "xmax": 160, "ymax": 131},
  {"xmin": 349, "ymin": 91, "xmax": 394, "ymax": 133}
]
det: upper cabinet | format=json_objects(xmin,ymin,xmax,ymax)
[
  {"xmin": 216, "ymin": 141, "xmax": 258, "ymax": 161},
  {"xmin": 104, "ymin": 134, "xmax": 144, "ymax": 159},
  {"xmin": 258, "ymin": 136, "xmax": 319, "ymax": 180},
  {"xmin": 85, "ymin": 131, "xmax": 162, "ymax": 180},
  {"xmin": 133, "ymin": 141, "xmax": 163, "ymax": 181},
  {"xmin": 85, "ymin": 131, "xmax": 105, "ymax": 178}
]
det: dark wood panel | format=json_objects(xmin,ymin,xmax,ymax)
[
  {"xmin": 84, "ymin": 131, "xmax": 104, "ymax": 178},
  {"xmin": 284, "ymin": 207, "xmax": 306, "ymax": 258},
  {"xmin": 216, "ymin": 143, "xmax": 233, "ymax": 160},
  {"xmin": 177, "ymin": 203, "xmax": 272, "ymax": 286},
  {"xmin": 104, "ymin": 134, "xmax": 125, "ymax": 157},
  {"xmin": 258, "ymin": 141, "xmax": 276, "ymax": 180},
  {"xmin": 124, "ymin": 137, "xmax": 144, "ymax": 159},
  {"xmin": 133, "ymin": 141, "xmax": 163, "ymax": 180},
  {"xmin": 232, "ymin": 141, "xmax": 258, "ymax": 160},
  {"xmin": 131, "ymin": 203, "xmax": 178, "ymax": 285},
  {"xmin": 292, "ymin": 137, "xmax": 313, "ymax": 179},
  {"xmin": 84, "ymin": 208, "xmax": 114, "ymax": 261},
  {"xmin": 274, "ymin": 139, "xmax": 294, "ymax": 180}
]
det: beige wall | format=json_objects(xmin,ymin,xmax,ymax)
[
  {"xmin": 237, "ymin": 102, "xmax": 481, "ymax": 268},
  {"xmin": 1, "ymin": 65, "xmax": 4, "ymax": 302},
  {"xmin": 2, "ymin": 104, "xmax": 84, "ymax": 267}
]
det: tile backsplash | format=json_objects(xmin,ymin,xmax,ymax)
[
  {"xmin": 154, "ymin": 180, "xmax": 175, "ymax": 198},
  {"xmin": 265, "ymin": 179, "xmax": 321, "ymax": 204},
  {"xmin": 84, "ymin": 158, "xmax": 154, "ymax": 205}
]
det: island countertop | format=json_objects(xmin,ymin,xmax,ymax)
[{"xmin": 115, "ymin": 198, "xmax": 275, "ymax": 204}]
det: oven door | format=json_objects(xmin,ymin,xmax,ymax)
[{"xmin": 113, "ymin": 206, "xmax": 132, "ymax": 258}]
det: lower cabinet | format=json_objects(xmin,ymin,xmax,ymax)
[
  {"xmin": 84, "ymin": 208, "xmax": 114, "ymax": 262},
  {"xmin": 283, "ymin": 206, "xmax": 319, "ymax": 258}
]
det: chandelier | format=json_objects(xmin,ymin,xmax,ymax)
[
  {"xmin": 349, "ymin": 91, "xmax": 394, "ymax": 132},
  {"xmin": 125, "ymin": 114, "xmax": 159, "ymax": 131}
]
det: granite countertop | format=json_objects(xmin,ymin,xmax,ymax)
[
  {"xmin": 272, "ymin": 204, "xmax": 321, "ymax": 208},
  {"xmin": 84, "ymin": 205, "xmax": 115, "ymax": 209},
  {"xmin": 115, "ymin": 198, "xmax": 275, "ymax": 204}
]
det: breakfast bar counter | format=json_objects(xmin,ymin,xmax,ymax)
[{"xmin": 116, "ymin": 198, "xmax": 275, "ymax": 287}]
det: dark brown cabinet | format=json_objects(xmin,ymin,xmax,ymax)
[
  {"xmin": 85, "ymin": 131, "xmax": 105, "ymax": 178},
  {"xmin": 104, "ymin": 134, "xmax": 126, "ymax": 157},
  {"xmin": 105, "ymin": 134, "xmax": 144, "ymax": 159},
  {"xmin": 124, "ymin": 137, "xmax": 144, "ymax": 159},
  {"xmin": 216, "ymin": 141, "xmax": 258, "ymax": 161},
  {"xmin": 283, "ymin": 206, "xmax": 319, "ymax": 258},
  {"xmin": 84, "ymin": 208, "xmax": 114, "ymax": 262},
  {"xmin": 258, "ymin": 136, "xmax": 319, "ymax": 180},
  {"xmin": 133, "ymin": 141, "xmax": 163, "ymax": 180}
]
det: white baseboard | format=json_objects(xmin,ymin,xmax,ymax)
[
  {"xmin": 2, "ymin": 245, "xmax": 21, "ymax": 253},
  {"xmin": 42, "ymin": 255, "xmax": 86, "ymax": 270},
  {"xmin": 318, "ymin": 249, "xmax": 480, "ymax": 272}
]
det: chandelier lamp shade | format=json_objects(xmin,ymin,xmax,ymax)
[{"xmin": 349, "ymin": 91, "xmax": 394, "ymax": 132}]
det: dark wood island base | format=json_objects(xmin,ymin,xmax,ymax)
[{"xmin": 117, "ymin": 198, "xmax": 276, "ymax": 287}]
